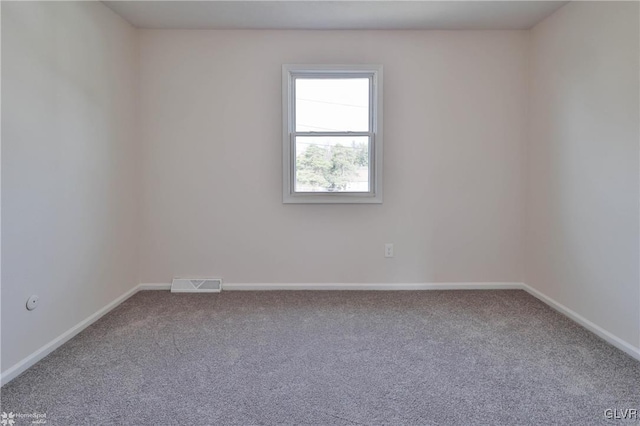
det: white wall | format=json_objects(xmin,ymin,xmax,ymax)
[
  {"xmin": 2, "ymin": 1, "xmax": 638, "ymax": 379},
  {"xmin": 1, "ymin": 2, "xmax": 140, "ymax": 372},
  {"xmin": 138, "ymin": 30, "xmax": 528, "ymax": 285},
  {"xmin": 526, "ymin": 2, "xmax": 640, "ymax": 348}
]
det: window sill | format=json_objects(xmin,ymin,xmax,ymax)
[{"xmin": 283, "ymin": 193, "xmax": 383, "ymax": 204}]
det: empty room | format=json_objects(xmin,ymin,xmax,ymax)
[{"xmin": 1, "ymin": 0, "xmax": 639, "ymax": 424}]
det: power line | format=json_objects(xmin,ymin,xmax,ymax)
[
  {"xmin": 296, "ymin": 141, "xmax": 368, "ymax": 150},
  {"xmin": 296, "ymin": 98, "xmax": 368, "ymax": 108},
  {"xmin": 296, "ymin": 123, "xmax": 342, "ymax": 131}
]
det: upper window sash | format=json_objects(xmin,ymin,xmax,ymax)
[{"xmin": 290, "ymin": 73, "xmax": 375, "ymax": 134}]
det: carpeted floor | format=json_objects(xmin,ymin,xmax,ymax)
[{"xmin": 1, "ymin": 290, "xmax": 639, "ymax": 425}]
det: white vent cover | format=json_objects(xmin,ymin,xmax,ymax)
[{"xmin": 171, "ymin": 278, "xmax": 222, "ymax": 293}]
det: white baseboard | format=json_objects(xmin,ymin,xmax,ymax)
[
  {"xmin": 137, "ymin": 283, "xmax": 171, "ymax": 291},
  {"xmin": 0, "ymin": 284, "xmax": 141, "ymax": 386},
  {"xmin": 3, "ymin": 280, "xmax": 637, "ymax": 386},
  {"xmin": 521, "ymin": 283, "xmax": 640, "ymax": 362},
  {"xmin": 221, "ymin": 282, "xmax": 523, "ymax": 291}
]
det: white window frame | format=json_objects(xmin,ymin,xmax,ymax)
[{"xmin": 282, "ymin": 64, "xmax": 383, "ymax": 204}]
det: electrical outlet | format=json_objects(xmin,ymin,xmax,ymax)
[{"xmin": 385, "ymin": 243, "xmax": 394, "ymax": 258}]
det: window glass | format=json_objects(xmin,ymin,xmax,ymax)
[
  {"xmin": 295, "ymin": 136, "xmax": 370, "ymax": 192},
  {"xmin": 295, "ymin": 78, "xmax": 369, "ymax": 132}
]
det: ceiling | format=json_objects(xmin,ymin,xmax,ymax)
[{"xmin": 102, "ymin": 1, "xmax": 568, "ymax": 30}]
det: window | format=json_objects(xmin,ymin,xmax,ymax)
[{"xmin": 282, "ymin": 64, "xmax": 383, "ymax": 203}]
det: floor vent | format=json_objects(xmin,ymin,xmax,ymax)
[{"xmin": 171, "ymin": 278, "xmax": 222, "ymax": 293}]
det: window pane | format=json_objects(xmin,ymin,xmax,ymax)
[
  {"xmin": 295, "ymin": 78, "xmax": 369, "ymax": 132},
  {"xmin": 295, "ymin": 136, "xmax": 370, "ymax": 192}
]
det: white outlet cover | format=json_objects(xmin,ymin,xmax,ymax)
[{"xmin": 26, "ymin": 295, "xmax": 39, "ymax": 311}]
